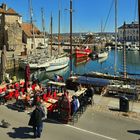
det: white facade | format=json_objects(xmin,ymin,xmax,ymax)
[
  {"xmin": 26, "ymin": 37, "xmax": 48, "ymax": 54},
  {"xmin": 118, "ymin": 22, "xmax": 139, "ymax": 44}
]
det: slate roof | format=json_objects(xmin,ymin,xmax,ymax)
[{"xmin": 118, "ymin": 22, "xmax": 139, "ymax": 29}]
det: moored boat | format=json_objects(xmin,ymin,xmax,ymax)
[
  {"xmin": 75, "ymin": 57, "xmax": 90, "ymax": 65},
  {"xmin": 75, "ymin": 46, "xmax": 92, "ymax": 58},
  {"xmin": 98, "ymin": 51, "xmax": 108, "ymax": 58},
  {"xmin": 45, "ymin": 56, "xmax": 69, "ymax": 72}
]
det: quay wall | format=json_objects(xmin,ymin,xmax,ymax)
[{"xmin": 6, "ymin": 57, "xmax": 19, "ymax": 70}]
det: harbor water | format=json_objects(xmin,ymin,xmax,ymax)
[{"xmin": 13, "ymin": 50, "xmax": 140, "ymax": 82}]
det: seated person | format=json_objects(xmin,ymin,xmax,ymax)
[
  {"xmin": 38, "ymin": 83, "xmax": 43, "ymax": 91},
  {"xmin": 71, "ymin": 96, "xmax": 78, "ymax": 116},
  {"xmin": 27, "ymin": 84, "xmax": 33, "ymax": 94},
  {"xmin": 25, "ymin": 93, "xmax": 31, "ymax": 106},
  {"xmin": 34, "ymin": 83, "xmax": 41, "ymax": 92},
  {"xmin": 14, "ymin": 82, "xmax": 20, "ymax": 90},
  {"xmin": 53, "ymin": 89, "xmax": 57, "ymax": 99}
]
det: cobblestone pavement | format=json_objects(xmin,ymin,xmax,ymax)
[{"xmin": 92, "ymin": 94, "xmax": 140, "ymax": 121}]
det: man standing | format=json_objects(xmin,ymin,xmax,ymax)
[
  {"xmin": 28, "ymin": 102, "xmax": 44, "ymax": 138},
  {"xmin": 86, "ymin": 85, "xmax": 94, "ymax": 106}
]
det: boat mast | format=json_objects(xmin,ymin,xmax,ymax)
[
  {"xmin": 114, "ymin": 0, "xmax": 117, "ymax": 75},
  {"xmin": 41, "ymin": 8, "xmax": 46, "ymax": 46},
  {"xmin": 50, "ymin": 13, "xmax": 53, "ymax": 56},
  {"xmin": 29, "ymin": 0, "xmax": 35, "ymax": 50},
  {"xmin": 70, "ymin": 0, "xmax": 73, "ymax": 75},
  {"xmin": 138, "ymin": 0, "xmax": 140, "ymax": 50},
  {"xmin": 58, "ymin": 0, "xmax": 61, "ymax": 55},
  {"xmin": 123, "ymin": 22, "xmax": 127, "ymax": 79}
]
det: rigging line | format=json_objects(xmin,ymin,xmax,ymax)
[
  {"xmin": 134, "ymin": 0, "xmax": 138, "ymax": 22},
  {"xmin": 103, "ymin": 0, "xmax": 114, "ymax": 32}
]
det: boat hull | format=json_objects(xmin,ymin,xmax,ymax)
[
  {"xmin": 98, "ymin": 52, "xmax": 108, "ymax": 58},
  {"xmin": 75, "ymin": 48, "xmax": 92, "ymax": 58},
  {"xmin": 45, "ymin": 57, "xmax": 69, "ymax": 72}
]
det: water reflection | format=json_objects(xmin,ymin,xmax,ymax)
[
  {"xmin": 32, "ymin": 65, "xmax": 70, "ymax": 82},
  {"xmin": 12, "ymin": 50, "xmax": 140, "ymax": 80}
]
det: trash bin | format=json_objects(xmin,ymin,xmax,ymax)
[{"xmin": 119, "ymin": 96, "xmax": 129, "ymax": 112}]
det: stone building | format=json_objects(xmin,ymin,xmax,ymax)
[
  {"xmin": 118, "ymin": 22, "xmax": 139, "ymax": 44},
  {"xmin": 0, "ymin": 3, "xmax": 47, "ymax": 55},
  {"xmin": 21, "ymin": 22, "xmax": 45, "ymax": 54},
  {"xmin": 0, "ymin": 3, "xmax": 23, "ymax": 51}
]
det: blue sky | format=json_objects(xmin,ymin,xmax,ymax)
[{"xmin": 1, "ymin": 0, "xmax": 138, "ymax": 33}]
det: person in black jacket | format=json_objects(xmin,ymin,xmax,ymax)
[
  {"xmin": 85, "ymin": 85, "xmax": 94, "ymax": 106},
  {"xmin": 28, "ymin": 102, "xmax": 44, "ymax": 138}
]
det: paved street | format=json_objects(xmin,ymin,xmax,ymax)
[{"xmin": 0, "ymin": 95, "xmax": 140, "ymax": 140}]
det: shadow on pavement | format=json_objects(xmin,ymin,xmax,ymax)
[
  {"xmin": 127, "ymin": 130, "xmax": 140, "ymax": 135},
  {"xmin": 6, "ymin": 103, "xmax": 25, "ymax": 112},
  {"xmin": 109, "ymin": 107, "xmax": 120, "ymax": 111},
  {"xmin": 45, "ymin": 119, "xmax": 62, "ymax": 124},
  {"xmin": 7, "ymin": 127, "xmax": 34, "ymax": 139}
]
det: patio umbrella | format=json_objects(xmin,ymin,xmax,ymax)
[
  {"xmin": 0, "ymin": 45, "xmax": 7, "ymax": 83},
  {"xmin": 25, "ymin": 64, "xmax": 30, "ymax": 91}
]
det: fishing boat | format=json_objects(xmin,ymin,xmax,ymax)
[
  {"xmin": 75, "ymin": 57, "xmax": 90, "ymax": 66},
  {"xmin": 75, "ymin": 46, "xmax": 92, "ymax": 58}
]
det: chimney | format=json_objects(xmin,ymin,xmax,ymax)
[{"xmin": 1, "ymin": 3, "xmax": 7, "ymax": 11}]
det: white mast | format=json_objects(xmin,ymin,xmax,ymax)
[
  {"xmin": 29, "ymin": 0, "xmax": 35, "ymax": 51},
  {"xmin": 114, "ymin": 0, "xmax": 117, "ymax": 75},
  {"xmin": 70, "ymin": 0, "xmax": 73, "ymax": 75},
  {"xmin": 41, "ymin": 8, "xmax": 46, "ymax": 46},
  {"xmin": 58, "ymin": 0, "xmax": 61, "ymax": 55}
]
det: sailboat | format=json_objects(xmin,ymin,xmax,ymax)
[
  {"xmin": 106, "ymin": 0, "xmax": 140, "ymax": 97},
  {"xmin": 97, "ymin": 51, "xmax": 108, "ymax": 58},
  {"xmin": 45, "ymin": 4, "xmax": 69, "ymax": 72},
  {"xmin": 37, "ymin": 8, "xmax": 48, "ymax": 49},
  {"xmin": 20, "ymin": 1, "xmax": 69, "ymax": 71}
]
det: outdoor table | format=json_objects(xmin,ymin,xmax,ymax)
[
  {"xmin": 74, "ymin": 88, "xmax": 87, "ymax": 97},
  {"xmin": 18, "ymin": 95, "xmax": 26, "ymax": 100},
  {"xmin": 57, "ymin": 93, "xmax": 63, "ymax": 97},
  {"xmin": 7, "ymin": 89, "xmax": 15, "ymax": 92},
  {"xmin": 47, "ymin": 98, "xmax": 58, "ymax": 104},
  {"xmin": 43, "ymin": 102, "xmax": 52, "ymax": 109}
]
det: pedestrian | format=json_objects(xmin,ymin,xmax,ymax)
[
  {"xmin": 71, "ymin": 96, "xmax": 78, "ymax": 116},
  {"xmin": 86, "ymin": 85, "xmax": 94, "ymax": 106},
  {"xmin": 40, "ymin": 99, "xmax": 48, "ymax": 132},
  {"xmin": 28, "ymin": 102, "xmax": 44, "ymax": 138}
]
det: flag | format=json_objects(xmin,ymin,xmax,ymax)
[{"xmin": 54, "ymin": 74, "xmax": 64, "ymax": 82}]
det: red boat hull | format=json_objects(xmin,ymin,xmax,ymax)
[
  {"xmin": 75, "ymin": 48, "xmax": 92, "ymax": 58},
  {"xmin": 75, "ymin": 57, "xmax": 90, "ymax": 65}
]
